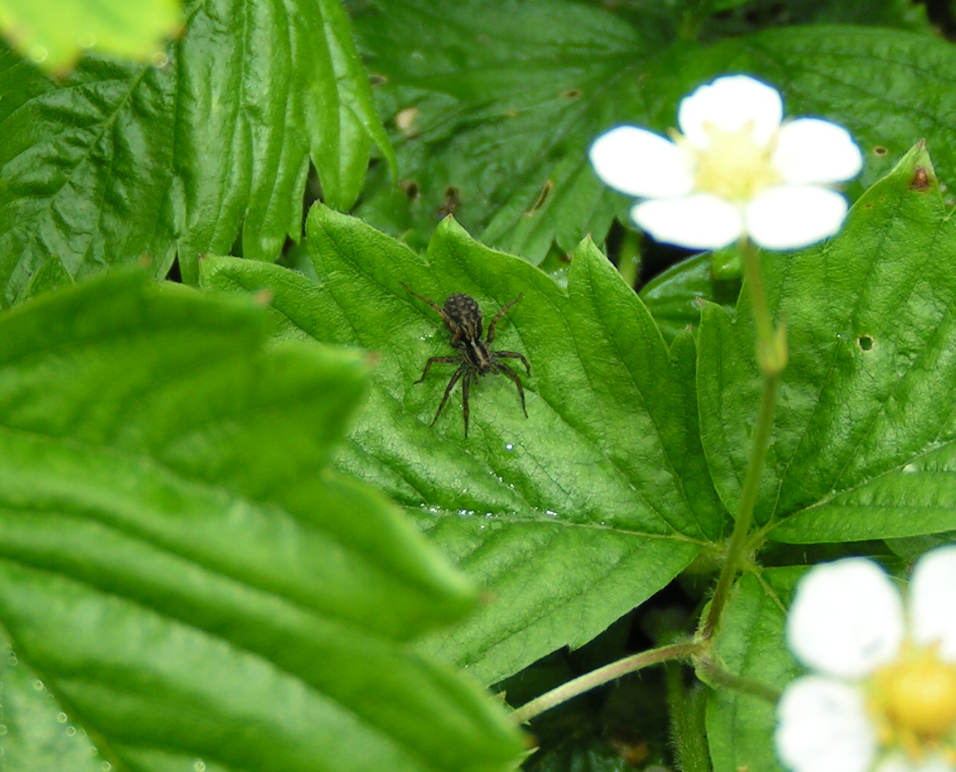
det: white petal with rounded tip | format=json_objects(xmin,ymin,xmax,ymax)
[
  {"xmin": 632, "ymin": 194, "xmax": 742, "ymax": 249},
  {"xmin": 678, "ymin": 74, "xmax": 783, "ymax": 149},
  {"xmin": 775, "ymin": 676, "xmax": 876, "ymax": 772},
  {"xmin": 745, "ymin": 185, "xmax": 849, "ymax": 250},
  {"xmin": 589, "ymin": 126, "xmax": 695, "ymax": 198},
  {"xmin": 787, "ymin": 558, "xmax": 904, "ymax": 679},
  {"xmin": 909, "ymin": 546, "xmax": 956, "ymax": 661},
  {"xmin": 773, "ymin": 118, "xmax": 863, "ymax": 184}
]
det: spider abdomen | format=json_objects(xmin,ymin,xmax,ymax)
[{"xmin": 443, "ymin": 294, "xmax": 484, "ymax": 344}]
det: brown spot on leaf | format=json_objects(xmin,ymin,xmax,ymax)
[
  {"xmin": 873, "ymin": 145, "xmax": 888, "ymax": 156},
  {"xmin": 438, "ymin": 186, "xmax": 461, "ymax": 219},
  {"xmin": 560, "ymin": 88, "xmax": 581, "ymax": 99},
  {"xmin": 910, "ymin": 166, "xmax": 931, "ymax": 191},
  {"xmin": 525, "ymin": 179, "xmax": 553, "ymax": 217}
]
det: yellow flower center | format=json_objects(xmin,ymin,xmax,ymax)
[
  {"xmin": 869, "ymin": 642, "xmax": 956, "ymax": 761},
  {"xmin": 677, "ymin": 121, "xmax": 781, "ymax": 201}
]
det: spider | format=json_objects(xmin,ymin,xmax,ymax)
[{"xmin": 402, "ymin": 283, "xmax": 530, "ymax": 437}]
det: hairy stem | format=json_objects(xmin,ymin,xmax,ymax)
[{"xmin": 510, "ymin": 641, "xmax": 702, "ymax": 724}]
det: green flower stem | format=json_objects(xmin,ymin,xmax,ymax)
[
  {"xmin": 700, "ymin": 238, "xmax": 786, "ymax": 641},
  {"xmin": 510, "ymin": 641, "xmax": 702, "ymax": 725}
]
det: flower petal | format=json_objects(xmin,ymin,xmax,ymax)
[
  {"xmin": 589, "ymin": 126, "xmax": 695, "ymax": 198},
  {"xmin": 745, "ymin": 185, "xmax": 849, "ymax": 250},
  {"xmin": 909, "ymin": 545, "xmax": 956, "ymax": 661},
  {"xmin": 773, "ymin": 118, "xmax": 863, "ymax": 184},
  {"xmin": 776, "ymin": 676, "xmax": 876, "ymax": 772},
  {"xmin": 678, "ymin": 74, "xmax": 783, "ymax": 150},
  {"xmin": 875, "ymin": 753, "xmax": 954, "ymax": 772},
  {"xmin": 632, "ymin": 194, "xmax": 742, "ymax": 249},
  {"xmin": 787, "ymin": 558, "xmax": 904, "ymax": 679}
]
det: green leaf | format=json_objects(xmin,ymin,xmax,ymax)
[
  {"xmin": 0, "ymin": 0, "xmax": 393, "ymax": 303},
  {"xmin": 705, "ymin": 568, "xmax": 802, "ymax": 772},
  {"xmin": 1, "ymin": 645, "xmax": 106, "ymax": 772},
  {"xmin": 352, "ymin": 5, "xmax": 956, "ymax": 262},
  {"xmin": 351, "ymin": 0, "xmax": 647, "ymax": 262},
  {"xmin": 200, "ymin": 204, "xmax": 727, "ymax": 684},
  {"xmin": 0, "ymin": 270, "xmax": 523, "ymax": 771},
  {"xmin": 697, "ymin": 143, "xmax": 956, "ymax": 544},
  {"xmin": 0, "ymin": 0, "xmax": 181, "ymax": 75},
  {"xmin": 639, "ymin": 252, "xmax": 738, "ymax": 344}
]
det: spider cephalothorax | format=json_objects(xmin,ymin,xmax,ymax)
[{"xmin": 403, "ymin": 284, "xmax": 530, "ymax": 437}]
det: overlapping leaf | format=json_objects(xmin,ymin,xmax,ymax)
[
  {"xmin": 0, "ymin": 270, "xmax": 523, "ymax": 771},
  {"xmin": 352, "ymin": 0, "xmax": 956, "ymax": 262},
  {"xmin": 0, "ymin": 0, "xmax": 393, "ymax": 304},
  {"xmin": 697, "ymin": 143, "xmax": 956, "ymax": 543},
  {"xmin": 200, "ymin": 205, "xmax": 727, "ymax": 685}
]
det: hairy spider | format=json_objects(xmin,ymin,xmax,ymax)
[{"xmin": 403, "ymin": 283, "xmax": 530, "ymax": 437}]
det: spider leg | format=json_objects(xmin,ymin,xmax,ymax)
[
  {"xmin": 401, "ymin": 282, "xmax": 454, "ymax": 326},
  {"xmin": 492, "ymin": 350, "xmax": 531, "ymax": 375},
  {"xmin": 493, "ymin": 361, "xmax": 528, "ymax": 418},
  {"xmin": 461, "ymin": 370, "xmax": 472, "ymax": 437},
  {"xmin": 430, "ymin": 364, "xmax": 467, "ymax": 426},
  {"xmin": 486, "ymin": 293, "xmax": 523, "ymax": 344},
  {"xmin": 414, "ymin": 356, "xmax": 462, "ymax": 383}
]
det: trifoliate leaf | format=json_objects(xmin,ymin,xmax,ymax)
[{"xmin": 200, "ymin": 204, "xmax": 727, "ymax": 685}]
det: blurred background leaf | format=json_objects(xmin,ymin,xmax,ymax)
[
  {"xmin": 351, "ymin": 0, "xmax": 956, "ymax": 270},
  {"xmin": 0, "ymin": 0, "xmax": 182, "ymax": 75}
]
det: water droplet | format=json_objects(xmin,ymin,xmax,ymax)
[
  {"xmin": 151, "ymin": 51, "xmax": 169, "ymax": 68},
  {"xmin": 7, "ymin": 653, "xmax": 17, "ymax": 666},
  {"xmin": 56, "ymin": 712, "xmax": 68, "ymax": 723},
  {"xmin": 544, "ymin": 510, "xmax": 557, "ymax": 518},
  {"xmin": 101, "ymin": 762, "xmax": 112, "ymax": 772},
  {"xmin": 65, "ymin": 725, "xmax": 77, "ymax": 737},
  {"xmin": 903, "ymin": 463, "xmax": 917, "ymax": 474},
  {"xmin": 456, "ymin": 509, "xmax": 475, "ymax": 518},
  {"xmin": 32, "ymin": 679, "xmax": 44, "ymax": 691},
  {"xmin": 78, "ymin": 32, "xmax": 97, "ymax": 49},
  {"xmin": 28, "ymin": 44, "xmax": 48, "ymax": 63},
  {"xmin": 0, "ymin": 724, "xmax": 8, "ymax": 736},
  {"xmin": 194, "ymin": 761, "xmax": 207, "ymax": 772},
  {"xmin": 504, "ymin": 442, "xmax": 514, "ymax": 452}
]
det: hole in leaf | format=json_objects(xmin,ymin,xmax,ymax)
[
  {"xmin": 857, "ymin": 335, "xmax": 875, "ymax": 351},
  {"xmin": 873, "ymin": 145, "xmax": 889, "ymax": 156},
  {"xmin": 401, "ymin": 180, "xmax": 420, "ymax": 200}
]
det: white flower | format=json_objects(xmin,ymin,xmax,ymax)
[
  {"xmin": 776, "ymin": 547, "xmax": 956, "ymax": 772},
  {"xmin": 589, "ymin": 74, "xmax": 862, "ymax": 250}
]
